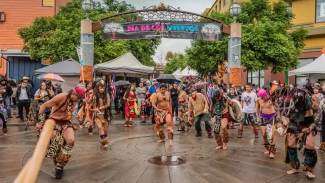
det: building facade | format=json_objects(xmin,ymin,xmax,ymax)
[
  {"xmin": 0, "ymin": 0, "xmax": 71, "ymax": 92},
  {"xmin": 205, "ymin": 0, "xmax": 325, "ymax": 86}
]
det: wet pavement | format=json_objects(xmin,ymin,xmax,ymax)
[{"xmin": 1, "ymin": 118, "xmax": 325, "ymax": 183}]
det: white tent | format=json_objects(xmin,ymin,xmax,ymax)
[
  {"xmin": 172, "ymin": 68, "xmax": 181, "ymax": 75},
  {"xmin": 289, "ymin": 54, "xmax": 325, "ymax": 76},
  {"xmin": 94, "ymin": 52, "xmax": 154, "ymax": 78},
  {"xmin": 175, "ymin": 66, "xmax": 198, "ymax": 77}
]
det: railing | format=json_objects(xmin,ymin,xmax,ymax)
[{"xmin": 14, "ymin": 119, "xmax": 55, "ymax": 183}]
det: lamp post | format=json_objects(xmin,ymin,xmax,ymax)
[
  {"xmin": 228, "ymin": 3, "xmax": 242, "ymax": 87},
  {"xmin": 82, "ymin": 0, "xmax": 94, "ymax": 19},
  {"xmin": 80, "ymin": 0, "xmax": 95, "ymax": 83}
]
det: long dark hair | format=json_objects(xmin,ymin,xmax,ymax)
[
  {"xmin": 94, "ymin": 82, "xmax": 112, "ymax": 121},
  {"xmin": 124, "ymin": 84, "xmax": 136, "ymax": 99}
]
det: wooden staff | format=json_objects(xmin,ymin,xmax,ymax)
[{"xmin": 14, "ymin": 119, "xmax": 55, "ymax": 183}]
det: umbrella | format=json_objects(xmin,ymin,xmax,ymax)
[
  {"xmin": 113, "ymin": 80, "xmax": 130, "ymax": 86},
  {"xmin": 37, "ymin": 73, "xmax": 65, "ymax": 82},
  {"xmin": 156, "ymin": 74, "xmax": 180, "ymax": 84},
  {"xmin": 193, "ymin": 81, "xmax": 208, "ymax": 87}
]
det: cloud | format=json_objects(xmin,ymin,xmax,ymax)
[{"xmin": 123, "ymin": 0, "xmax": 215, "ymax": 62}]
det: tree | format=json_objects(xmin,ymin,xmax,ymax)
[
  {"xmin": 163, "ymin": 53, "xmax": 188, "ymax": 74},
  {"xmin": 18, "ymin": 0, "xmax": 161, "ymax": 65},
  {"xmin": 186, "ymin": 0, "xmax": 308, "ymax": 76},
  {"xmin": 165, "ymin": 51, "xmax": 180, "ymax": 62},
  {"xmin": 156, "ymin": 51, "xmax": 165, "ymax": 65}
]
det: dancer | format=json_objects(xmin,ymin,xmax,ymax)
[
  {"xmin": 256, "ymin": 89, "xmax": 278, "ymax": 158},
  {"xmin": 318, "ymin": 84, "xmax": 325, "ymax": 151},
  {"xmin": 123, "ymin": 84, "xmax": 137, "ymax": 127},
  {"xmin": 188, "ymin": 89, "xmax": 213, "ymax": 138},
  {"xmin": 210, "ymin": 90, "xmax": 233, "ymax": 150},
  {"xmin": 91, "ymin": 80, "xmax": 111, "ymax": 149},
  {"xmin": 140, "ymin": 87, "xmax": 151, "ymax": 123},
  {"xmin": 238, "ymin": 83, "xmax": 259, "ymax": 138},
  {"xmin": 0, "ymin": 89, "xmax": 7, "ymax": 136},
  {"xmin": 35, "ymin": 85, "xmax": 85, "ymax": 179},
  {"xmin": 78, "ymin": 81, "xmax": 96, "ymax": 135},
  {"xmin": 277, "ymin": 87, "xmax": 318, "ymax": 179},
  {"xmin": 177, "ymin": 84, "xmax": 189, "ymax": 131},
  {"xmin": 151, "ymin": 84, "xmax": 174, "ymax": 146}
]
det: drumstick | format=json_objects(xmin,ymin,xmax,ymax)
[{"xmin": 14, "ymin": 119, "xmax": 55, "ymax": 183}]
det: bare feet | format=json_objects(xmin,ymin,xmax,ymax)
[
  {"xmin": 103, "ymin": 144, "xmax": 108, "ymax": 149},
  {"xmin": 157, "ymin": 140, "xmax": 165, "ymax": 143},
  {"xmin": 223, "ymin": 143, "xmax": 227, "ymax": 150},
  {"xmin": 269, "ymin": 153, "xmax": 274, "ymax": 158},
  {"xmin": 3, "ymin": 133, "xmax": 7, "ymax": 136},
  {"xmin": 306, "ymin": 171, "xmax": 315, "ymax": 179},
  {"xmin": 169, "ymin": 139, "xmax": 174, "ymax": 146},
  {"xmin": 79, "ymin": 125, "xmax": 83, "ymax": 129},
  {"xmin": 287, "ymin": 169, "xmax": 299, "ymax": 175},
  {"xmin": 88, "ymin": 133, "xmax": 93, "ymax": 135},
  {"xmin": 216, "ymin": 146, "xmax": 223, "ymax": 150},
  {"xmin": 264, "ymin": 151, "xmax": 270, "ymax": 154}
]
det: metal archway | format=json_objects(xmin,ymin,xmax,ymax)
[{"xmin": 92, "ymin": 4, "xmax": 230, "ymax": 35}]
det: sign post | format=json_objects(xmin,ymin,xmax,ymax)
[{"xmin": 76, "ymin": 46, "xmax": 85, "ymax": 85}]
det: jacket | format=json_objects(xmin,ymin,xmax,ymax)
[
  {"xmin": 170, "ymin": 87, "xmax": 179, "ymax": 101},
  {"xmin": 16, "ymin": 85, "xmax": 32, "ymax": 100},
  {"xmin": 0, "ymin": 83, "xmax": 13, "ymax": 98}
]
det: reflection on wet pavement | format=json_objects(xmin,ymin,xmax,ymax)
[{"xmin": 0, "ymin": 123, "xmax": 324, "ymax": 183}]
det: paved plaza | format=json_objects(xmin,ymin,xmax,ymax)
[{"xmin": 1, "ymin": 116, "xmax": 325, "ymax": 183}]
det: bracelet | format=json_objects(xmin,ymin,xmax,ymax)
[{"xmin": 38, "ymin": 113, "xmax": 46, "ymax": 124}]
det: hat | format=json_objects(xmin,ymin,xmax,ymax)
[
  {"xmin": 279, "ymin": 81, "xmax": 285, "ymax": 84},
  {"xmin": 178, "ymin": 83, "xmax": 186, "ymax": 90},
  {"xmin": 22, "ymin": 77, "xmax": 29, "ymax": 80},
  {"xmin": 271, "ymin": 80, "xmax": 278, "ymax": 85},
  {"xmin": 73, "ymin": 86, "xmax": 86, "ymax": 98}
]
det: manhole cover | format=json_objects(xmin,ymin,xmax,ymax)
[{"xmin": 148, "ymin": 156, "xmax": 186, "ymax": 166}]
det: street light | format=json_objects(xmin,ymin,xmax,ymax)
[
  {"xmin": 82, "ymin": 0, "xmax": 94, "ymax": 19},
  {"xmin": 229, "ymin": 3, "xmax": 242, "ymax": 23}
]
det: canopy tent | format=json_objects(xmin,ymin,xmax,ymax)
[
  {"xmin": 289, "ymin": 54, "xmax": 325, "ymax": 76},
  {"xmin": 172, "ymin": 68, "xmax": 181, "ymax": 75},
  {"xmin": 94, "ymin": 52, "xmax": 154, "ymax": 78},
  {"xmin": 175, "ymin": 66, "xmax": 198, "ymax": 77},
  {"xmin": 33, "ymin": 59, "xmax": 80, "ymax": 76}
]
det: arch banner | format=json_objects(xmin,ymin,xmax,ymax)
[{"xmin": 101, "ymin": 21, "xmax": 223, "ymax": 41}]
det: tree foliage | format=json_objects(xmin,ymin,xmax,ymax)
[
  {"xmin": 186, "ymin": 0, "xmax": 308, "ymax": 76},
  {"xmin": 163, "ymin": 52, "xmax": 188, "ymax": 74},
  {"xmin": 18, "ymin": 0, "xmax": 160, "ymax": 65}
]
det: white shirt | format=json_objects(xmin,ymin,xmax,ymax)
[
  {"xmin": 241, "ymin": 91, "xmax": 257, "ymax": 114},
  {"xmin": 19, "ymin": 88, "xmax": 28, "ymax": 100}
]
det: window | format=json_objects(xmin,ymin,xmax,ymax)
[
  {"xmin": 42, "ymin": 0, "xmax": 54, "ymax": 7},
  {"xmin": 224, "ymin": 0, "xmax": 228, "ymax": 6},
  {"xmin": 316, "ymin": 0, "xmax": 325, "ymax": 23},
  {"xmin": 247, "ymin": 70, "xmax": 264, "ymax": 87}
]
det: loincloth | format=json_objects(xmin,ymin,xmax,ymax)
[
  {"xmin": 45, "ymin": 118, "xmax": 73, "ymax": 158},
  {"xmin": 260, "ymin": 112, "xmax": 277, "ymax": 126},
  {"xmin": 155, "ymin": 108, "xmax": 174, "ymax": 127},
  {"xmin": 178, "ymin": 102, "xmax": 188, "ymax": 112}
]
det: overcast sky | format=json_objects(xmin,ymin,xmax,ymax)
[{"xmin": 122, "ymin": 0, "xmax": 215, "ymax": 62}]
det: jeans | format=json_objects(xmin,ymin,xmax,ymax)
[
  {"xmin": 4, "ymin": 97, "xmax": 11, "ymax": 116},
  {"xmin": 321, "ymin": 112, "xmax": 325, "ymax": 142},
  {"xmin": 171, "ymin": 100, "xmax": 178, "ymax": 117},
  {"xmin": 18, "ymin": 100, "xmax": 30, "ymax": 120},
  {"xmin": 194, "ymin": 113, "xmax": 212, "ymax": 134}
]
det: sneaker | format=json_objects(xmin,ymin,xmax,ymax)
[
  {"xmin": 238, "ymin": 134, "xmax": 242, "ymax": 138},
  {"xmin": 195, "ymin": 133, "xmax": 202, "ymax": 137},
  {"xmin": 255, "ymin": 134, "xmax": 259, "ymax": 138},
  {"xmin": 55, "ymin": 167, "xmax": 63, "ymax": 179}
]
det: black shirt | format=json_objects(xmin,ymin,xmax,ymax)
[{"xmin": 170, "ymin": 87, "xmax": 179, "ymax": 101}]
